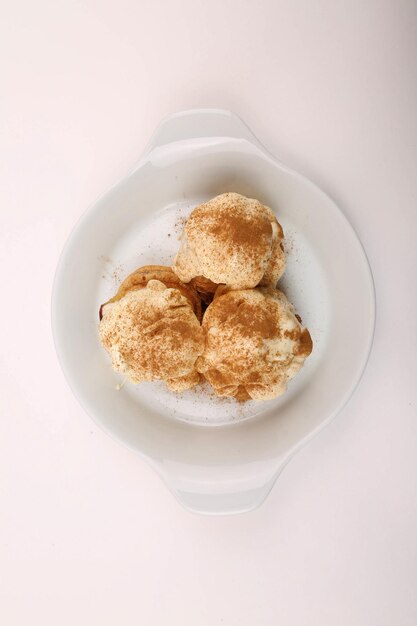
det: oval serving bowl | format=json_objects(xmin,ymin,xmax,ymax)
[{"xmin": 52, "ymin": 109, "xmax": 375, "ymax": 514}]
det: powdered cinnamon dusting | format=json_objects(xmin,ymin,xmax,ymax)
[{"xmin": 99, "ymin": 193, "xmax": 312, "ymax": 404}]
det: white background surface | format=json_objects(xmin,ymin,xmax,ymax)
[{"xmin": 1, "ymin": 1, "xmax": 416, "ymax": 624}]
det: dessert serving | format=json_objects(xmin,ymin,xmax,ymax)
[
  {"xmin": 99, "ymin": 266, "xmax": 204, "ymax": 391},
  {"xmin": 99, "ymin": 193, "xmax": 312, "ymax": 402},
  {"xmin": 173, "ymin": 192, "xmax": 285, "ymax": 290},
  {"xmin": 196, "ymin": 288, "xmax": 312, "ymax": 401}
]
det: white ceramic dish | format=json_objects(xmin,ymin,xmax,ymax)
[{"xmin": 52, "ymin": 109, "xmax": 375, "ymax": 515}]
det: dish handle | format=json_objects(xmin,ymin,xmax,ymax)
[
  {"xmin": 154, "ymin": 459, "xmax": 282, "ymax": 515},
  {"xmin": 143, "ymin": 108, "xmax": 265, "ymax": 154}
]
